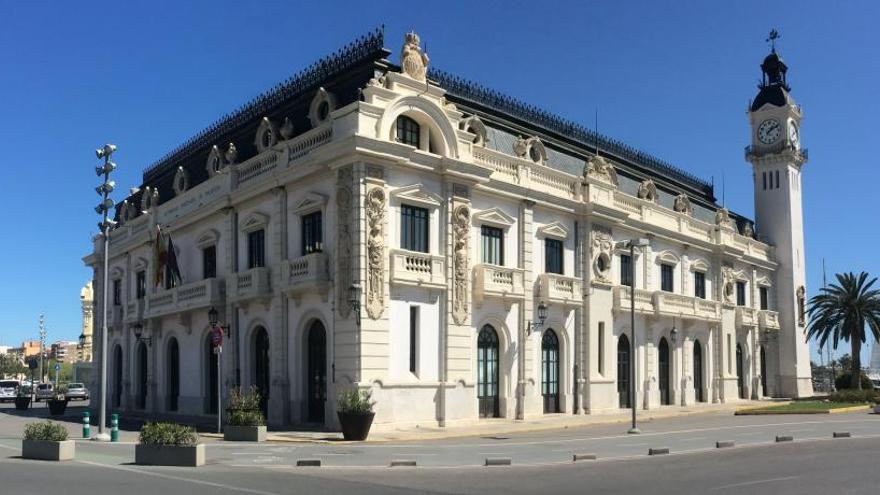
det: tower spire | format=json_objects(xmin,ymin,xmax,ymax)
[{"xmin": 766, "ymin": 28, "xmax": 780, "ymax": 53}]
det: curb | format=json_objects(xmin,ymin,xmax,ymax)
[
  {"xmin": 485, "ymin": 458, "xmax": 512, "ymax": 466},
  {"xmin": 572, "ymin": 453, "xmax": 597, "ymax": 462},
  {"xmin": 715, "ymin": 440, "xmax": 735, "ymax": 448},
  {"xmin": 648, "ymin": 448, "xmax": 670, "ymax": 456}
]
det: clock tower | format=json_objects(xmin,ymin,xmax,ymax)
[{"xmin": 746, "ymin": 35, "xmax": 813, "ymax": 398}]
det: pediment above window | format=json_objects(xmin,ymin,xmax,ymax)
[
  {"xmin": 390, "ymin": 184, "xmax": 442, "ymax": 208},
  {"xmin": 655, "ymin": 250, "xmax": 680, "ymax": 265},
  {"xmin": 689, "ymin": 258, "xmax": 710, "ymax": 273},
  {"xmin": 196, "ymin": 229, "xmax": 220, "ymax": 249},
  {"xmin": 133, "ymin": 257, "xmax": 149, "ymax": 272},
  {"xmin": 110, "ymin": 267, "xmax": 124, "ymax": 279},
  {"xmin": 241, "ymin": 212, "xmax": 270, "ymax": 233},
  {"xmin": 537, "ymin": 221, "xmax": 569, "ymax": 240},
  {"xmin": 756, "ymin": 276, "xmax": 772, "ymax": 287},
  {"xmin": 473, "ymin": 207, "xmax": 515, "ymax": 229},
  {"xmin": 292, "ymin": 192, "xmax": 328, "ymax": 215}
]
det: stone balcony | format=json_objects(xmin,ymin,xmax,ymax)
[
  {"xmin": 473, "ymin": 264, "xmax": 525, "ymax": 305},
  {"xmin": 654, "ymin": 292, "xmax": 721, "ymax": 321},
  {"xmin": 538, "ymin": 273, "xmax": 583, "ymax": 307},
  {"xmin": 612, "ymin": 286, "xmax": 655, "ymax": 315},
  {"xmin": 144, "ymin": 278, "xmax": 225, "ymax": 319},
  {"xmin": 278, "ymin": 252, "xmax": 330, "ymax": 297},
  {"xmin": 229, "ymin": 266, "xmax": 272, "ymax": 305},
  {"xmin": 735, "ymin": 306, "xmax": 758, "ymax": 328},
  {"xmin": 106, "ymin": 305, "xmax": 124, "ymax": 327},
  {"xmin": 390, "ymin": 249, "xmax": 446, "ymax": 289},
  {"xmin": 759, "ymin": 310, "xmax": 781, "ymax": 330},
  {"xmin": 124, "ymin": 299, "xmax": 145, "ymax": 323}
]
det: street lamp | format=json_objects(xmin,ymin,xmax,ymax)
[
  {"xmin": 208, "ymin": 307, "xmax": 230, "ymax": 433},
  {"xmin": 615, "ymin": 237, "xmax": 650, "ymax": 434},
  {"xmin": 132, "ymin": 322, "xmax": 152, "ymax": 347},
  {"xmin": 348, "ymin": 282, "xmax": 362, "ymax": 326},
  {"xmin": 526, "ymin": 301, "xmax": 548, "ymax": 336}
]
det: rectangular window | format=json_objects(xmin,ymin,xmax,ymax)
[
  {"xmin": 202, "ymin": 245, "xmax": 217, "ymax": 279},
  {"xmin": 661, "ymin": 264, "xmax": 674, "ymax": 292},
  {"xmin": 409, "ymin": 306, "xmax": 419, "ymax": 375},
  {"xmin": 396, "ymin": 116, "xmax": 421, "ymax": 148},
  {"xmin": 248, "ymin": 229, "xmax": 266, "ymax": 269},
  {"xmin": 598, "ymin": 322, "xmax": 605, "ymax": 376},
  {"xmin": 620, "ymin": 254, "xmax": 633, "ymax": 287},
  {"xmin": 775, "ymin": 170, "xmax": 780, "ymax": 189},
  {"xmin": 480, "ymin": 225, "xmax": 504, "ymax": 265},
  {"xmin": 136, "ymin": 271, "xmax": 146, "ymax": 300},
  {"xmin": 400, "ymin": 204, "xmax": 429, "ymax": 253},
  {"xmin": 762, "ymin": 172, "xmax": 767, "ymax": 190},
  {"xmin": 545, "ymin": 238, "xmax": 564, "ymax": 274},
  {"xmin": 727, "ymin": 334, "xmax": 732, "ymax": 374},
  {"xmin": 760, "ymin": 286, "xmax": 769, "ymax": 310},
  {"xmin": 736, "ymin": 281, "xmax": 747, "ymax": 306},
  {"xmin": 694, "ymin": 271, "xmax": 706, "ymax": 299},
  {"xmin": 112, "ymin": 279, "xmax": 121, "ymax": 306},
  {"xmin": 301, "ymin": 211, "xmax": 323, "ymax": 255}
]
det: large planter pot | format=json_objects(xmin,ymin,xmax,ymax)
[
  {"xmin": 47, "ymin": 399, "xmax": 69, "ymax": 416},
  {"xmin": 873, "ymin": 404, "xmax": 880, "ymax": 414},
  {"xmin": 224, "ymin": 425, "xmax": 267, "ymax": 442},
  {"xmin": 14, "ymin": 397, "xmax": 31, "ymax": 411},
  {"xmin": 135, "ymin": 444, "xmax": 205, "ymax": 467},
  {"xmin": 22, "ymin": 440, "xmax": 75, "ymax": 461},
  {"xmin": 337, "ymin": 412, "xmax": 375, "ymax": 441}
]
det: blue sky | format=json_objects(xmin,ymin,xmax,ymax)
[{"xmin": 0, "ymin": 1, "xmax": 876, "ymax": 364}]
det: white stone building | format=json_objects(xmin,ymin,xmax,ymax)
[{"xmin": 83, "ymin": 30, "xmax": 812, "ymax": 429}]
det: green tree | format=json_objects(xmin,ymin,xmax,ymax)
[
  {"xmin": 806, "ymin": 272, "xmax": 880, "ymax": 390},
  {"xmin": 0, "ymin": 354, "xmax": 27, "ymax": 378}
]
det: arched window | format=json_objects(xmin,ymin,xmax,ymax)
[
  {"xmin": 253, "ymin": 327, "xmax": 270, "ymax": 418},
  {"xmin": 617, "ymin": 335, "xmax": 630, "ymax": 408},
  {"xmin": 736, "ymin": 344, "xmax": 745, "ymax": 399},
  {"xmin": 307, "ymin": 321, "xmax": 327, "ymax": 424},
  {"xmin": 395, "ymin": 115, "xmax": 421, "ymax": 148},
  {"xmin": 204, "ymin": 334, "xmax": 218, "ymax": 414},
  {"xmin": 658, "ymin": 337, "xmax": 671, "ymax": 405},
  {"xmin": 166, "ymin": 338, "xmax": 179, "ymax": 411},
  {"xmin": 477, "ymin": 325, "xmax": 500, "ymax": 418},
  {"xmin": 541, "ymin": 329, "xmax": 560, "ymax": 413},
  {"xmin": 113, "ymin": 345, "xmax": 123, "ymax": 408},
  {"xmin": 693, "ymin": 340, "xmax": 704, "ymax": 402}
]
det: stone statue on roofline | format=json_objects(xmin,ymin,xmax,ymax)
[{"xmin": 401, "ymin": 31, "xmax": 429, "ymax": 81}]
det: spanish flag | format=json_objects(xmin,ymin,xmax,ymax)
[{"xmin": 153, "ymin": 225, "xmax": 167, "ymax": 288}]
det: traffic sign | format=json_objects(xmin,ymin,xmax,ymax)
[{"xmin": 54, "ymin": 363, "xmax": 61, "ymax": 371}]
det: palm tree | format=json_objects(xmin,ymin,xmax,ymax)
[{"xmin": 806, "ymin": 272, "xmax": 880, "ymax": 390}]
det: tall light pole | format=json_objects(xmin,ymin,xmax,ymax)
[
  {"xmin": 93, "ymin": 143, "xmax": 117, "ymax": 442},
  {"xmin": 615, "ymin": 238, "xmax": 649, "ymax": 434},
  {"xmin": 38, "ymin": 315, "xmax": 46, "ymax": 384}
]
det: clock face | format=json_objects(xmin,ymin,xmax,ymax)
[
  {"xmin": 757, "ymin": 118, "xmax": 781, "ymax": 145},
  {"xmin": 788, "ymin": 120, "xmax": 800, "ymax": 147}
]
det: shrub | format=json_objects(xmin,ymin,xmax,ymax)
[
  {"xmin": 138, "ymin": 422, "xmax": 198, "ymax": 446},
  {"xmin": 829, "ymin": 389, "xmax": 878, "ymax": 404},
  {"xmin": 226, "ymin": 387, "xmax": 265, "ymax": 427},
  {"xmin": 337, "ymin": 389, "xmax": 375, "ymax": 414},
  {"xmin": 834, "ymin": 373, "xmax": 873, "ymax": 391},
  {"xmin": 24, "ymin": 421, "xmax": 68, "ymax": 442}
]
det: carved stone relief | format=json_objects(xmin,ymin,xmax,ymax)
[
  {"xmin": 637, "ymin": 179, "xmax": 658, "ymax": 202},
  {"xmin": 336, "ymin": 168, "xmax": 353, "ymax": 318},
  {"xmin": 591, "ymin": 225, "xmax": 613, "ymax": 283},
  {"xmin": 400, "ymin": 32, "xmax": 429, "ymax": 81},
  {"xmin": 742, "ymin": 223, "xmax": 755, "ymax": 238},
  {"xmin": 715, "ymin": 207, "xmax": 734, "ymax": 229},
  {"xmin": 172, "ymin": 166, "xmax": 190, "ymax": 196},
  {"xmin": 279, "ymin": 117, "xmax": 295, "ymax": 140},
  {"xmin": 583, "ymin": 155, "xmax": 618, "ymax": 187},
  {"xmin": 513, "ymin": 136, "xmax": 547, "ymax": 165},
  {"xmin": 452, "ymin": 204, "xmax": 470, "ymax": 325},
  {"xmin": 140, "ymin": 186, "xmax": 160, "ymax": 213},
  {"xmin": 721, "ymin": 267, "xmax": 736, "ymax": 304},
  {"xmin": 459, "ymin": 115, "xmax": 488, "ymax": 146},
  {"xmin": 796, "ymin": 286, "xmax": 806, "ymax": 326},
  {"xmin": 255, "ymin": 117, "xmax": 278, "ymax": 153},
  {"xmin": 225, "ymin": 142, "xmax": 238, "ymax": 165},
  {"xmin": 206, "ymin": 145, "xmax": 224, "ymax": 177},
  {"xmin": 308, "ymin": 87, "xmax": 337, "ymax": 128},
  {"xmin": 673, "ymin": 193, "xmax": 692, "ymax": 215},
  {"xmin": 365, "ymin": 186, "xmax": 386, "ymax": 320}
]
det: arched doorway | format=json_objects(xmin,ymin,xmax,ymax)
[
  {"xmin": 136, "ymin": 342, "xmax": 148, "ymax": 410},
  {"xmin": 166, "ymin": 338, "xmax": 179, "ymax": 412},
  {"xmin": 477, "ymin": 325, "xmax": 499, "ymax": 418},
  {"xmin": 736, "ymin": 343, "xmax": 745, "ymax": 399},
  {"xmin": 541, "ymin": 329, "xmax": 560, "ymax": 413},
  {"xmin": 204, "ymin": 334, "xmax": 218, "ymax": 414},
  {"xmin": 693, "ymin": 339, "xmax": 704, "ymax": 403},
  {"xmin": 113, "ymin": 345, "xmax": 123, "ymax": 408},
  {"xmin": 253, "ymin": 327, "xmax": 270, "ymax": 418},
  {"xmin": 760, "ymin": 345, "xmax": 768, "ymax": 397},
  {"xmin": 307, "ymin": 321, "xmax": 327, "ymax": 423},
  {"xmin": 617, "ymin": 334, "xmax": 630, "ymax": 408},
  {"xmin": 659, "ymin": 337, "xmax": 671, "ymax": 405}
]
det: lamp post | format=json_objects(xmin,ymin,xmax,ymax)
[
  {"xmin": 526, "ymin": 301, "xmax": 549, "ymax": 336},
  {"xmin": 132, "ymin": 322, "xmax": 152, "ymax": 347},
  {"xmin": 93, "ymin": 143, "xmax": 117, "ymax": 442},
  {"xmin": 615, "ymin": 237, "xmax": 650, "ymax": 434},
  {"xmin": 348, "ymin": 283, "xmax": 362, "ymax": 326},
  {"xmin": 209, "ymin": 306, "xmax": 230, "ymax": 434}
]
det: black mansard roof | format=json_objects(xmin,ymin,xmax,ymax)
[{"xmin": 121, "ymin": 28, "xmax": 728, "ymax": 223}]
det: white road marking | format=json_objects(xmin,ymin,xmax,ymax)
[{"xmin": 711, "ymin": 476, "xmax": 798, "ymax": 490}]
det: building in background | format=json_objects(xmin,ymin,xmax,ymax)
[
  {"xmin": 50, "ymin": 341, "xmax": 80, "ymax": 364},
  {"xmin": 79, "ymin": 281, "xmax": 94, "ymax": 362},
  {"xmin": 9, "ymin": 340, "xmax": 40, "ymax": 359},
  {"xmin": 83, "ymin": 29, "xmax": 812, "ymax": 428}
]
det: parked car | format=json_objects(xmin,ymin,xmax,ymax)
[
  {"xmin": 65, "ymin": 383, "xmax": 89, "ymax": 401},
  {"xmin": 0, "ymin": 380, "xmax": 20, "ymax": 403},
  {"xmin": 34, "ymin": 383, "xmax": 54, "ymax": 402}
]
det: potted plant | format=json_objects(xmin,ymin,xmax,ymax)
[
  {"xmin": 14, "ymin": 386, "xmax": 31, "ymax": 411},
  {"xmin": 337, "ymin": 389, "xmax": 376, "ymax": 441},
  {"xmin": 22, "ymin": 420, "xmax": 74, "ymax": 461},
  {"xmin": 136, "ymin": 422, "xmax": 204, "ymax": 466},
  {"xmin": 224, "ymin": 387, "xmax": 267, "ymax": 442},
  {"xmin": 47, "ymin": 387, "xmax": 69, "ymax": 416}
]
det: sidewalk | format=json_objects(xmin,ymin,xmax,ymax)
[{"xmin": 262, "ymin": 400, "xmax": 775, "ymax": 443}]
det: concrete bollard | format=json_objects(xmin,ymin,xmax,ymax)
[
  {"xmin": 297, "ymin": 459, "xmax": 321, "ymax": 467},
  {"xmin": 485, "ymin": 458, "xmax": 512, "ymax": 466},
  {"xmin": 648, "ymin": 448, "xmax": 670, "ymax": 455},
  {"xmin": 775, "ymin": 435, "xmax": 793, "ymax": 442},
  {"xmin": 833, "ymin": 432, "xmax": 851, "ymax": 438},
  {"xmin": 111, "ymin": 413, "xmax": 119, "ymax": 443},
  {"xmin": 390, "ymin": 460, "xmax": 417, "ymax": 467},
  {"xmin": 716, "ymin": 441, "xmax": 735, "ymax": 449},
  {"xmin": 572, "ymin": 454, "xmax": 597, "ymax": 462},
  {"xmin": 82, "ymin": 412, "xmax": 91, "ymax": 439}
]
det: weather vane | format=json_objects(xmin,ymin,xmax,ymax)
[{"xmin": 766, "ymin": 29, "xmax": 780, "ymax": 52}]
